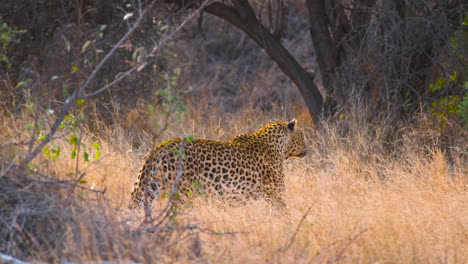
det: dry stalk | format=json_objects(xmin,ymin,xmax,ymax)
[{"xmin": 274, "ymin": 199, "xmax": 319, "ymax": 254}]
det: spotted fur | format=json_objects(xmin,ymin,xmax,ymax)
[{"xmin": 129, "ymin": 119, "xmax": 306, "ymax": 208}]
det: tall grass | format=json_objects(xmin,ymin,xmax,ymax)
[{"xmin": 0, "ymin": 105, "xmax": 466, "ymax": 263}]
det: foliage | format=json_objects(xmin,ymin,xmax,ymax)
[
  {"xmin": 0, "ymin": 17, "xmax": 25, "ymax": 67},
  {"xmin": 428, "ymin": 14, "xmax": 467, "ymax": 128},
  {"xmin": 428, "ymin": 72, "xmax": 463, "ymax": 129},
  {"xmin": 458, "ymin": 85, "xmax": 468, "ymax": 127}
]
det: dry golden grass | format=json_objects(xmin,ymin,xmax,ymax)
[{"xmin": 1, "ymin": 107, "xmax": 467, "ymax": 263}]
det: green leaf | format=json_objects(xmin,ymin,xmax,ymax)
[
  {"xmin": 463, "ymin": 16, "xmax": 468, "ymax": 26},
  {"xmin": 76, "ymin": 99, "xmax": 84, "ymax": 106},
  {"xmin": 436, "ymin": 77, "xmax": 446, "ymax": 89},
  {"xmin": 71, "ymin": 65, "xmax": 79, "ymax": 72},
  {"xmin": 156, "ymin": 88, "xmax": 169, "ymax": 97},
  {"xmin": 92, "ymin": 141, "xmax": 100, "ymax": 150},
  {"xmin": 114, "ymin": 72, "xmax": 124, "ymax": 80},
  {"xmin": 429, "ymin": 77, "xmax": 447, "ymax": 93},
  {"xmin": 69, "ymin": 134, "xmax": 78, "ymax": 146},
  {"xmin": 42, "ymin": 145, "xmax": 50, "ymax": 154},
  {"xmin": 449, "ymin": 71, "xmax": 457, "ymax": 82},
  {"xmin": 83, "ymin": 151, "xmax": 89, "ymax": 162},
  {"xmin": 52, "ymin": 152, "xmax": 60, "ymax": 161},
  {"xmin": 71, "ymin": 147, "xmax": 77, "ymax": 159},
  {"xmin": 94, "ymin": 152, "xmax": 101, "ymax": 160},
  {"xmin": 99, "ymin": 24, "xmax": 107, "ymax": 31},
  {"xmin": 81, "ymin": 40, "xmax": 92, "ymax": 53},
  {"xmin": 16, "ymin": 79, "xmax": 31, "ymax": 88},
  {"xmin": 147, "ymin": 103, "xmax": 155, "ymax": 114},
  {"xmin": 37, "ymin": 135, "xmax": 46, "ymax": 141},
  {"xmin": 171, "ymin": 149, "xmax": 179, "ymax": 154},
  {"xmin": 24, "ymin": 123, "xmax": 34, "ymax": 130},
  {"xmin": 137, "ymin": 62, "xmax": 147, "ymax": 72},
  {"xmin": 62, "ymin": 35, "xmax": 71, "ymax": 52},
  {"xmin": 35, "ymin": 124, "xmax": 41, "ymax": 135},
  {"xmin": 51, "ymin": 144, "xmax": 61, "ymax": 161},
  {"xmin": 173, "ymin": 67, "xmax": 181, "ymax": 76},
  {"xmin": 185, "ymin": 135, "xmax": 194, "ymax": 143},
  {"xmin": 79, "ymin": 180, "xmax": 87, "ymax": 185}
]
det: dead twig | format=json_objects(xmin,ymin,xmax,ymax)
[
  {"xmin": 142, "ymin": 138, "xmax": 186, "ymax": 228},
  {"xmin": 25, "ymin": 173, "xmax": 106, "ymax": 194},
  {"xmin": 0, "ymin": 155, "xmax": 21, "ymax": 178},
  {"xmin": 327, "ymin": 228, "xmax": 369, "ymax": 264},
  {"xmin": 274, "ymin": 199, "xmax": 319, "ymax": 254},
  {"xmin": 0, "ymin": 253, "xmax": 28, "ymax": 264},
  {"xmin": 146, "ymin": 224, "xmax": 244, "ymax": 236},
  {"xmin": 21, "ymin": 1, "xmax": 158, "ymax": 166}
]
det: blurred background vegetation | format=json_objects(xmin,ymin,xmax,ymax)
[{"xmin": 0, "ymin": 0, "xmax": 466, "ymax": 125}]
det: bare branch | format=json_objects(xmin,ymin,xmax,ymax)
[
  {"xmin": 273, "ymin": 199, "xmax": 318, "ymax": 254},
  {"xmin": 22, "ymin": 89, "xmax": 78, "ymax": 165},
  {"xmin": 79, "ymin": 0, "xmax": 157, "ymax": 96},
  {"xmin": 328, "ymin": 228, "xmax": 369, "ymax": 263},
  {"xmin": 21, "ymin": 0, "xmax": 205, "ymax": 165},
  {"xmin": 26, "ymin": 177, "xmax": 107, "ymax": 194},
  {"xmin": 0, "ymin": 253, "xmax": 28, "ymax": 264},
  {"xmin": 81, "ymin": 1, "xmax": 211, "ymax": 99},
  {"xmin": 204, "ymin": 1, "xmax": 324, "ymax": 124}
]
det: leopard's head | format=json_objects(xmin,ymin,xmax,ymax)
[{"xmin": 284, "ymin": 119, "xmax": 306, "ymax": 159}]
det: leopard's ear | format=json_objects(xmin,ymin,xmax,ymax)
[{"xmin": 287, "ymin": 119, "xmax": 297, "ymax": 131}]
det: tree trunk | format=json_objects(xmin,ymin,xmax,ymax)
[
  {"xmin": 204, "ymin": 2, "xmax": 324, "ymax": 125},
  {"xmin": 306, "ymin": 0, "xmax": 336, "ymax": 99}
]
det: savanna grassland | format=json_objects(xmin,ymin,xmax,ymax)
[
  {"xmin": 1, "ymin": 105, "xmax": 467, "ymax": 263},
  {"xmin": 1, "ymin": 1, "xmax": 467, "ymax": 263}
]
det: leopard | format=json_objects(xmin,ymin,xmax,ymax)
[{"xmin": 129, "ymin": 119, "xmax": 306, "ymax": 208}]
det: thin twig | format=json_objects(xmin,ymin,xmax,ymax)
[
  {"xmin": 0, "ymin": 132, "xmax": 68, "ymax": 148},
  {"xmin": 27, "ymin": 109, "xmax": 40, "ymax": 155},
  {"xmin": 141, "ymin": 137, "xmax": 185, "ymax": 228},
  {"xmin": 274, "ymin": 199, "xmax": 319, "ymax": 254},
  {"xmin": 26, "ymin": 177, "xmax": 106, "ymax": 194},
  {"xmin": 146, "ymin": 224, "xmax": 244, "ymax": 236},
  {"xmin": 21, "ymin": 1, "xmax": 157, "ymax": 165},
  {"xmin": 22, "ymin": 90, "xmax": 78, "ymax": 165},
  {"xmin": 0, "ymin": 154, "xmax": 21, "ymax": 178},
  {"xmin": 82, "ymin": 1, "xmax": 212, "ymax": 99},
  {"xmin": 79, "ymin": 0, "xmax": 157, "ymax": 95},
  {"xmin": 328, "ymin": 228, "xmax": 369, "ymax": 264}
]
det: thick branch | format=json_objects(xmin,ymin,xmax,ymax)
[
  {"xmin": 204, "ymin": 2, "xmax": 323, "ymax": 124},
  {"xmin": 306, "ymin": 0, "xmax": 336, "ymax": 97}
]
